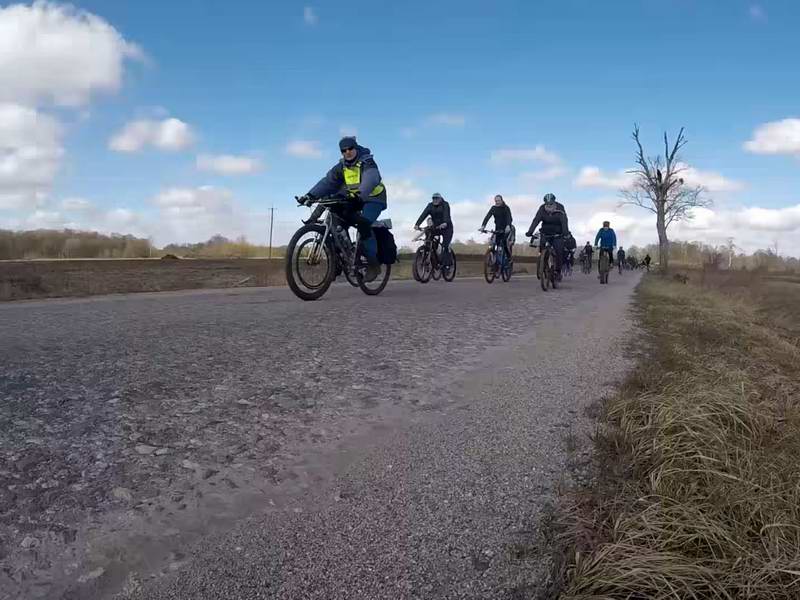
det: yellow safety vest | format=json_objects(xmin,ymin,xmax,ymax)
[{"xmin": 343, "ymin": 161, "xmax": 385, "ymax": 198}]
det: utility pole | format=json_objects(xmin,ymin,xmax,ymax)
[{"xmin": 268, "ymin": 207, "xmax": 275, "ymax": 259}]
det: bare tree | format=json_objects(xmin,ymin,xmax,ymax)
[{"xmin": 621, "ymin": 125, "xmax": 710, "ymax": 273}]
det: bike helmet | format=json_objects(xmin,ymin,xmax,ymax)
[
  {"xmin": 543, "ymin": 193, "xmax": 556, "ymax": 204},
  {"xmin": 603, "ymin": 220, "xmax": 610, "ymax": 227},
  {"xmin": 432, "ymin": 192, "xmax": 444, "ymax": 204}
]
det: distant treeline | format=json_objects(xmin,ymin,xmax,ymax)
[
  {"xmin": 161, "ymin": 234, "xmax": 285, "ymax": 258},
  {"xmin": 4, "ymin": 230, "xmax": 798, "ymax": 272},
  {"xmin": 0, "ymin": 229, "xmax": 153, "ymax": 260}
]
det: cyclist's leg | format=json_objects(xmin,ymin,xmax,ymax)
[
  {"xmin": 441, "ymin": 226, "xmax": 453, "ymax": 265},
  {"xmin": 357, "ymin": 200, "xmax": 384, "ymax": 262},
  {"xmin": 552, "ymin": 235, "xmax": 564, "ymax": 273}
]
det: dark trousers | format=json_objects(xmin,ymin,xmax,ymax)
[
  {"xmin": 437, "ymin": 225, "xmax": 454, "ymax": 265},
  {"xmin": 599, "ymin": 247, "xmax": 614, "ymax": 271},
  {"xmin": 540, "ymin": 234, "xmax": 564, "ymax": 271}
]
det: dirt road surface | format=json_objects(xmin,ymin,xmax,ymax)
[{"xmin": 0, "ymin": 272, "xmax": 640, "ymax": 599}]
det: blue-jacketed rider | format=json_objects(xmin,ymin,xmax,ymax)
[
  {"xmin": 298, "ymin": 136, "xmax": 387, "ymax": 281},
  {"xmin": 594, "ymin": 221, "xmax": 617, "ymax": 271}
]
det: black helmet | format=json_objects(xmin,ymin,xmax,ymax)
[
  {"xmin": 339, "ymin": 136, "xmax": 357, "ymax": 151},
  {"xmin": 432, "ymin": 192, "xmax": 444, "ymax": 202},
  {"xmin": 543, "ymin": 193, "xmax": 556, "ymax": 204}
]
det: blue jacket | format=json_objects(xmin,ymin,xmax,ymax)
[
  {"xmin": 594, "ymin": 227, "xmax": 617, "ymax": 248},
  {"xmin": 308, "ymin": 145, "xmax": 386, "ymax": 205}
]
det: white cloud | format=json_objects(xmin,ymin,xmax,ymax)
[
  {"xmin": 427, "ymin": 113, "xmax": 466, "ymax": 127},
  {"xmin": 574, "ymin": 164, "xmax": 741, "ymax": 193},
  {"xmin": 676, "ymin": 164, "xmax": 743, "ymax": 192},
  {"xmin": 303, "ymin": 7, "xmax": 318, "ymax": 25},
  {"xmin": 61, "ymin": 197, "xmax": 94, "ymax": 211},
  {"xmin": 749, "ymin": 4, "xmax": 767, "ymax": 21},
  {"xmin": 384, "ymin": 178, "xmax": 425, "ymax": 203},
  {"xmin": 24, "ymin": 209, "xmax": 63, "ymax": 229},
  {"xmin": 196, "ymin": 154, "xmax": 263, "ymax": 176},
  {"xmin": 401, "ymin": 113, "xmax": 467, "ymax": 138},
  {"xmin": 0, "ymin": 2, "xmax": 142, "ymax": 107},
  {"xmin": 520, "ymin": 165, "xmax": 569, "ymax": 182},
  {"xmin": 490, "ymin": 146, "xmax": 561, "ymax": 165},
  {"xmin": 110, "ymin": 117, "xmax": 195, "ymax": 152},
  {"xmin": 0, "ymin": 103, "xmax": 63, "ymax": 210},
  {"xmin": 152, "ymin": 186, "xmax": 233, "ymax": 217},
  {"xmin": 286, "ymin": 140, "xmax": 323, "ymax": 158},
  {"xmin": 744, "ymin": 118, "xmax": 800, "ymax": 156},
  {"xmin": 574, "ymin": 166, "xmax": 636, "ymax": 190},
  {"xmin": 733, "ymin": 205, "xmax": 800, "ymax": 232}
]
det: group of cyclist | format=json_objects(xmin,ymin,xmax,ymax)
[{"xmin": 298, "ymin": 136, "xmax": 651, "ymax": 280}]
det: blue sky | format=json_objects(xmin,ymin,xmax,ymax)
[{"xmin": 1, "ymin": 0, "xmax": 799, "ymax": 252}]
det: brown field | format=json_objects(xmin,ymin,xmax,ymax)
[
  {"xmin": 555, "ymin": 270, "xmax": 800, "ymax": 599},
  {"xmin": 0, "ymin": 255, "xmax": 538, "ymax": 301}
]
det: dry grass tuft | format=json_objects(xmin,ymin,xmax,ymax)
[{"xmin": 558, "ymin": 276, "xmax": 800, "ymax": 600}]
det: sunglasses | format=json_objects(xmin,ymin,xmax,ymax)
[{"xmin": 341, "ymin": 147, "xmax": 355, "ymax": 153}]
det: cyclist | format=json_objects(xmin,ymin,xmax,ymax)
[
  {"xmin": 617, "ymin": 246, "xmax": 626, "ymax": 271},
  {"xmin": 525, "ymin": 193, "xmax": 569, "ymax": 275},
  {"xmin": 594, "ymin": 221, "xmax": 617, "ymax": 273},
  {"xmin": 480, "ymin": 195, "xmax": 513, "ymax": 259},
  {"xmin": 644, "ymin": 254, "xmax": 652, "ymax": 271},
  {"xmin": 414, "ymin": 192, "xmax": 453, "ymax": 266},
  {"xmin": 563, "ymin": 247, "xmax": 575, "ymax": 274},
  {"xmin": 582, "ymin": 242, "xmax": 594, "ymax": 271},
  {"xmin": 298, "ymin": 136, "xmax": 387, "ymax": 281}
]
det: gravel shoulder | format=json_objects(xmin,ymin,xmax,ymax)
[{"xmin": 0, "ymin": 274, "xmax": 639, "ymax": 599}]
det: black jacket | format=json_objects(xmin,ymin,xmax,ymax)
[
  {"xmin": 526, "ymin": 202, "xmax": 568, "ymax": 236},
  {"xmin": 415, "ymin": 201, "xmax": 452, "ymax": 228},
  {"xmin": 481, "ymin": 205, "xmax": 513, "ymax": 230}
]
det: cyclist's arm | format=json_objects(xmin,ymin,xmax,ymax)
[
  {"xmin": 414, "ymin": 204, "xmax": 432, "ymax": 228},
  {"xmin": 507, "ymin": 206, "xmax": 513, "ymax": 225},
  {"xmin": 560, "ymin": 212, "xmax": 569, "ymax": 234},
  {"xmin": 610, "ymin": 229, "xmax": 617, "ymax": 247},
  {"xmin": 308, "ymin": 164, "xmax": 343, "ymax": 199},
  {"xmin": 481, "ymin": 207, "xmax": 494, "ymax": 229},
  {"xmin": 526, "ymin": 207, "xmax": 544, "ymax": 235},
  {"xmin": 594, "ymin": 230, "xmax": 602, "ymax": 246},
  {"xmin": 357, "ymin": 161, "xmax": 382, "ymax": 201}
]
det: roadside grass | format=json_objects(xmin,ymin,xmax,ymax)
[{"xmin": 556, "ymin": 273, "xmax": 800, "ymax": 599}]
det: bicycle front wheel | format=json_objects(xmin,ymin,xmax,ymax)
[
  {"xmin": 414, "ymin": 247, "xmax": 432, "ymax": 283},
  {"xmin": 442, "ymin": 250, "xmax": 457, "ymax": 282},
  {"xmin": 540, "ymin": 249, "xmax": 551, "ymax": 291},
  {"xmin": 484, "ymin": 249, "xmax": 496, "ymax": 283}
]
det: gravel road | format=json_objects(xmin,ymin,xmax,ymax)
[{"xmin": 0, "ymin": 271, "xmax": 640, "ymax": 600}]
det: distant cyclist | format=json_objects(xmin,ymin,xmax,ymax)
[
  {"xmin": 617, "ymin": 246, "xmax": 626, "ymax": 271},
  {"xmin": 414, "ymin": 192, "xmax": 453, "ymax": 265},
  {"xmin": 644, "ymin": 253, "xmax": 652, "ymax": 271},
  {"xmin": 594, "ymin": 221, "xmax": 617, "ymax": 272},
  {"xmin": 525, "ymin": 193, "xmax": 570, "ymax": 275},
  {"xmin": 582, "ymin": 242, "xmax": 593, "ymax": 271},
  {"xmin": 480, "ymin": 195, "xmax": 514, "ymax": 259}
]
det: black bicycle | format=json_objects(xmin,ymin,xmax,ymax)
[
  {"xmin": 533, "ymin": 233, "xmax": 561, "ymax": 291},
  {"xmin": 285, "ymin": 196, "xmax": 393, "ymax": 300},
  {"xmin": 412, "ymin": 221, "xmax": 457, "ymax": 283}
]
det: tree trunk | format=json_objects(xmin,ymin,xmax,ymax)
[{"xmin": 656, "ymin": 204, "xmax": 669, "ymax": 273}]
